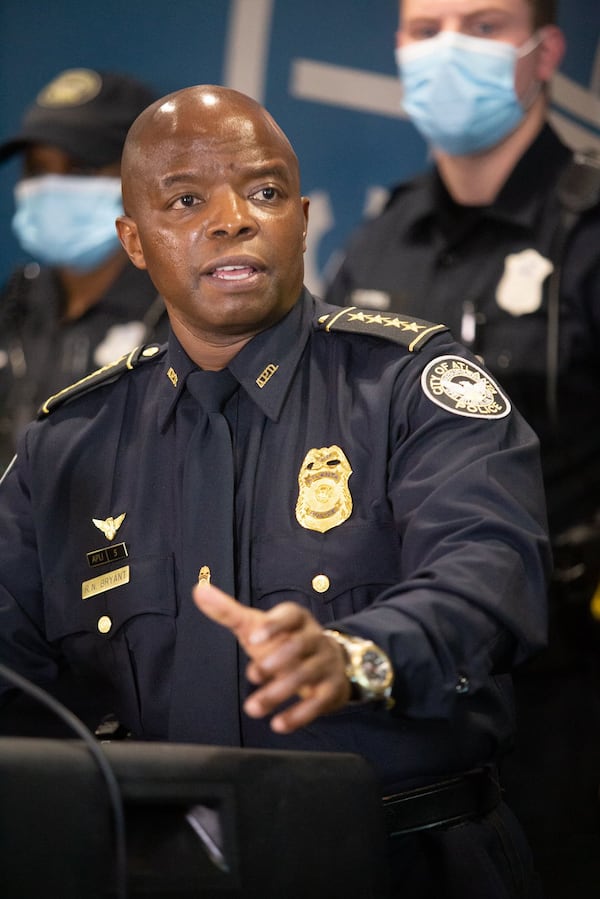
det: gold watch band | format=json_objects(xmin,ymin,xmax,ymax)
[{"xmin": 323, "ymin": 628, "xmax": 395, "ymax": 709}]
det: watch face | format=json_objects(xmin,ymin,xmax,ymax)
[{"xmin": 360, "ymin": 648, "xmax": 392, "ymax": 688}]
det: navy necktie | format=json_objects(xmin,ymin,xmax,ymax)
[{"xmin": 168, "ymin": 367, "xmax": 241, "ymax": 744}]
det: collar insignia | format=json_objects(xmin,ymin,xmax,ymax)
[{"xmin": 256, "ymin": 363, "xmax": 279, "ymax": 388}]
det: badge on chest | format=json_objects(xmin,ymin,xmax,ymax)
[
  {"xmin": 496, "ymin": 248, "xmax": 553, "ymax": 316},
  {"xmin": 295, "ymin": 445, "xmax": 353, "ymax": 533}
]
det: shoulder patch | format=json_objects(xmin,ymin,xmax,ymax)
[
  {"xmin": 421, "ymin": 355, "xmax": 511, "ymax": 419},
  {"xmin": 38, "ymin": 343, "xmax": 165, "ymax": 417},
  {"xmin": 316, "ymin": 306, "xmax": 448, "ymax": 352}
]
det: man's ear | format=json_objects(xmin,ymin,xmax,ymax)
[
  {"xmin": 301, "ymin": 196, "xmax": 310, "ymax": 252},
  {"xmin": 536, "ymin": 26, "xmax": 566, "ymax": 83},
  {"xmin": 116, "ymin": 215, "xmax": 147, "ymax": 270}
]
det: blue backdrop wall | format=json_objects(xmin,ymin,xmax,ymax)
[{"xmin": 0, "ymin": 0, "xmax": 598, "ymax": 294}]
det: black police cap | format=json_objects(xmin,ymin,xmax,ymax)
[{"xmin": 0, "ymin": 68, "xmax": 157, "ymax": 167}]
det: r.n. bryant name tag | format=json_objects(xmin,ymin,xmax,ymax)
[{"xmin": 82, "ymin": 565, "xmax": 130, "ymax": 599}]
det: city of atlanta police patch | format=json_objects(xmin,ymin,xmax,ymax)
[{"xmin": 421, "ymin": 355, "xmax": 511, "ymax": 419}]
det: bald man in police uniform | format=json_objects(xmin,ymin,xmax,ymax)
[{"xmin": 0, "ymin": 85, "xmax": 550, "ymax": 898}]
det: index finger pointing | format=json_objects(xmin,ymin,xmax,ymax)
[{"xmin": 193, "ymin": 582, "xmax": 248, "ymax": 632}]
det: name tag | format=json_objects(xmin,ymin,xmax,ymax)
[{"xmin": 82, "ymin": 565, "xmax": 130, "ymax": 599}]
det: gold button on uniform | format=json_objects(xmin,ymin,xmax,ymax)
[
  {"xmin": 97, "ymin": 615, "xmax": 112, "ymax": 634},
  {"xmin": 312, "ymin": 574, "xmax": 330, "ymax": 594}
]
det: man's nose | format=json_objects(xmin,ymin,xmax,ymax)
[{"xmin": 205, "ymin": 188, "xmax": 258, "ymax": 239}]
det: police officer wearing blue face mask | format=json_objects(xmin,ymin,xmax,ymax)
[
  {"xmin": 0, "ymin": 68, "xmax": 169, "ymax": 472},
  {"xmin": 325, "ymin": 1, "xmax": 600, "ymax": 896},
  {"xmin": 396, "ymin": 25, "xmax": 547, "ymax": 157}
]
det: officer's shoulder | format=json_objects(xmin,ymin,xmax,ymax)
[
  {"xmin": 38, "ymin": 343, "xmax": 166, "ymax": 418},
  {"xmin": 382, "ymin": 171, "xmax": 431, "ymax": 212},
  {"xmin": 315, "ymin": 306, "xmax": 448, "ymax": 352},
  {"xmin": 557, "ymin": 148, "xmax": 600, "ymax": 217}
]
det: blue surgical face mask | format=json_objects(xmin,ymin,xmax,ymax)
[
  {"xmin": 12, "ymin": 174, "xmax": 123, "ymax": 271},
  {"xmin": 395, "ymin": 30, "xmax": 542, "ymax": 156}
]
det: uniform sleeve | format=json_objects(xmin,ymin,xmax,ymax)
[
  {"xmin": 333, "ymin": 347, "xmax": 552, "ymax": 720},
  {"xmin": 0, "ymin": 439, "xmax": 62, "ymax": 702}
]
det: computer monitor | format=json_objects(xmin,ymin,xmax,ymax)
[{"xmin": 0, "ymin": 737, "xmax": 390, "ymax": 899}]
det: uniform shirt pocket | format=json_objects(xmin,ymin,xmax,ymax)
[
  {"xmin": 252, "ymin": 523, "xmax": 401, "ymax": 621},
  {"xmin": 44, "ymin": 553, "xmax": 176, "ymax": 642},
  {"xmin": 43, "ymin": 554, "xmax": 177, "ymax": 738}
]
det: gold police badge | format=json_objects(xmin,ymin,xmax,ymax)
[{"xmin": 295, "ymin": 445, "xmax": 353, "ymax": 533}]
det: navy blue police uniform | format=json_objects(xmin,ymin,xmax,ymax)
[
  {"xmin": 0, "ymin": 290, "xmax": 550, "ymax": 898},
  {"xmin": 324, "ymin": 124, "xmax": 600, "ymax": 896},
  {"xmin": 0, "ymin": 261, "xmax": 167, "ymax": 472},
  {"xmin": 325, "ymin": 125, "xmax": 600, "ymax": 539}
]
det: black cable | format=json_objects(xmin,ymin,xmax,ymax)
[{"xmin": 0, "ymin": 663, "xmax": 128, "ymax": 899}]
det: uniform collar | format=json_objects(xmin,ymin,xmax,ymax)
[
  {"xmin": 404, "ymin": 124, "xmax": 572, "ymax": 239},
  {"xmin": 157, "ymin": 288, "xmax": 312, "ymax": 429},
  {"xmin": 480, "ymin": 124, "xmax": 572, "ymax": 228}
]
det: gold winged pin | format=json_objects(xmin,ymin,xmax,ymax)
[{"xmin": 92, "ymin": 513, "xmax": 126, "ymax": 541}]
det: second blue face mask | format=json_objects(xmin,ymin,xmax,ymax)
[
  {"xmin": 12, "ymin": 174, "xmax": 124, "ymax": 271},
  {"xmin": 396, "ymin": 30, "xmax": 541, "ymax": 156}
]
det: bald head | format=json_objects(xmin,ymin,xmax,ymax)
[
  {"xmin": 121, "ymin": 85, "xmax": 300, "ymax": 215},
  {"xmin": 115, "ymin": 83, "xmax": 310, "ymax": 359}
]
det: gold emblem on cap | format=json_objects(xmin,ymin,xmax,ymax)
[
  {"xmin": 37, "ymin": 68, "xmax": 102, "ymax": 108},
  {"xmin": 295, "ymin": 445, "xmax": 353, "ymax": 533},
  {"xmin": 92, "ymin": 513, "xmax": 126, "ymax": 541}
]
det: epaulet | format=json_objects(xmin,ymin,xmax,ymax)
[
  {"xmin": 316, "ymin": 306, "xmax": 448, "ymax": 352},
  {"xmin": 38, "ymin": 343, "xmax": 165, "ymax": 417}
]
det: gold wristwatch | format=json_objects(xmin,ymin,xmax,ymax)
[{"xmin": 324, "ymin": 629, "xmax": 395, "ymax": 709}]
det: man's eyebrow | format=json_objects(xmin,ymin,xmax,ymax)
[
  {"xmin": 158, "ymin": 160, "xmax": 292, "ymax": 190},
  {"xmin": 159, "ymin": 172, "xmax": 198, "ymax": 189},
  {"xmin": 245, "ymin": 161, "xmax": 291, "ymax": 180}
]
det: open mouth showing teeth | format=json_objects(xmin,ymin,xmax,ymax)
[{"xmin": 211, "ymin": 265, "xmax": 257, "ymax": 281}]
